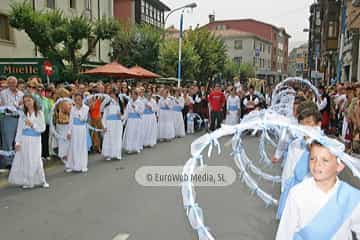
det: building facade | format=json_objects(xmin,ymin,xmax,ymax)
[
  {"xmin": 204, "ymin": 17, "xmax": 290, "ymax": 82},
  {"xmin": 0, "ymin": 0, "xmax": 113, "ymax": 63},
  {"xmin": 113, "ymin": 0, "xmax": 170, "ymax": 28},
  {"xmin": 288, "ymin": 43, "xmax": 309, "ymax": 78},
  {"xmin": 212, "ymin": 29, "xmax": 272, "ymax": 77}
]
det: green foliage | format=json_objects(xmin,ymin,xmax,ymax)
[
  {"xmin": 239, "ymin": 63, "xmax": 255, "ymax": 80},
  {"xmin": 224, "ymin": 59, "xmax": 241, "ymax": 80},
  {"xmin": 186, "ymin": 28, "xmax": 227, "ymax": 85},
  {"xmin": 111, "ymin": 24, "xmax": 162, "ymax": 72},
  {"xmin": 9, "ymin": 1, "xmax": 121, "ymax": 82},
  {"xmin": 159, "ymin": 39, "xmax": 200, "ymax": 81}
]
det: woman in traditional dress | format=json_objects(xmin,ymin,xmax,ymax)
[
  {"xmin": 66, "ymin": 93, "xmax": 89, "ymax": 173},
  {"xmin": 158, "ymin": 88, "xmax": 175, "ymax": 141},
  {"xmin": 101, "ymin": 88, "xmax": 123, "ymax": 160},
  {"xmin": 173, "ymin": 88, "xmax": 185, "ymax": 137},
  {"xmin": 8, "ymin": 94, "xmax": 49, "ymax": 188},
  {"xmin": 225, "ymin": 88, "xmax": 241, "ymax": 125},
  {"xmin": 142, "ymin": 92, "xmax": 158, "ymax": 147},
  {"xmin": 123, "ymin": 89, "xmax": 144, "ymax": 153}
]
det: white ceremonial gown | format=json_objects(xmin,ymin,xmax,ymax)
[
  {"xmin": 158, "ymin": 97, "xmax": 175, "ymax": 140},
  {"xmin": 225, "ymin": 95, "xmax": 240, "ymax": 125},
  {"xmin": 123, "ymin": 99, "xmax": 144, "ymax": 152},
  {"xmin": 56, "ymin": 124, "xmax": 70, "ymax": 158},
  {"xmin": 66, "ymin": 105, "xmax": 89, "ymax": 171},
  {"xmin": 276, "ymin": 177, "xmax": 360, "ymax": 240},
  {"xmin": 173, "ymin": 96, "xmax": 185, "ymax": 137},
  {"xmin": 142, "ymin": 98, "xmax": 158, "ymax": 147},
  {"xmin": 101, "ymin": 101, "xmax": 123, "ymax": 159},
  {"xmin": 8, "ymin": 111, "xmax": 47, "ymax": 186}
]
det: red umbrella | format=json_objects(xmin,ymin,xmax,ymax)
[
  {"xmin": 129, "ymin": 66, "xmax": 161, "ymax": 79},
  {"xmin": 83, "ymin": 61, "xmax": 140, "ymax": 78}
]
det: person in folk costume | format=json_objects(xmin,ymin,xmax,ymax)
[
  {"xmin": 101, "ymin": 88, "xmax": 123, "ymax": 161},
  {"xmin": 186, "ymin": 105, "xmax": 196, "ymax": 134},
  {"xmin": 158, "ymin": 88, "xmax": 175, "ymax": 141},
  {"xmin": 276, "ymin": 102, "xmax": 322, "ymax": 219},
  {"xmin": 276, "ymin": 140, "xmax": 360, "ymax": 240},
  {"xmin": 225, "ymin": 87, "xmax": 241, "ymax": 125},
  {"xmin": 242, "ymin": 85, "xmax": 259, "ymax": 115},
  {"xmin": 137, "ymin": 87, "xmax": 147, "ymax": 149},
  {"xmin": 172, "ymin": 88, "xmax": 186, "ymax": 137},
  {"xmin": 8, "ymin": 94, "xmax": 49, "ymax": 188},
  {"xmin": 182, "ymin": 89, "xmax": 194, "ymax": 132},
  {"xmin": 65, "ymin": 93, "xmax": 89, "ymax": 173},
  {"xmin": 142, "ymin": 91, "xmax": 158, "ymax": 147},
  {"xmin": 52, "ymin": 88, "xmax": 72, "ymax": 162},
  {"xmin": 317, "ymin": 85, "xmax": 331, "ymax": 133},
  {"xmin": 123, "ymin": 89, "xmax": 145, "ymax": 153}
]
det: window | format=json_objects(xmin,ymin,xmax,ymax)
[
  {"xmin": 88, "ymin": 37, "xmax": 96, "ymax": 56},
  {"xmin": 253, "ymin": 57, "xmax": 256, "ymax": 65},
  {"xmin": 253, "ymin": 40, "xmax": 256, "ymax": 49},
  {"xmin": 234, "ymin": 40, "xmax": 243, "ymax": 49},
  {"xmin": 70, "ymin": 0, "xmax": 76, "ymax": 9},
  {"xmin": 47, "ymin": 0, "xmax": 55, "ymax": 9},
  {"xmin": 268, "ymin": 46, "xmax": 271, "ymax": 54},
  {"xmin": 0, "ymin": 14, "xmax": 11, "ymax": 42},
  {"xmin": 233, "ymin": 56, "xmax": 242, "ymax": 65},
  {"xmin": 85, "ymin": 0, "xmax": 91, "ymax": 10},
  {"xmin": 328, "ymin": 21, "xmax": 338, "ymax": 38}
]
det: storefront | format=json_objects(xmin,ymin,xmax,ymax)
[{"xmin": 0, "ymin": 58, "xmax": 60, "ymax": 83}]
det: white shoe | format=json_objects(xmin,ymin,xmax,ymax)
[
  {"xmin": 22, "ymin": 185, "xmax": 34, "ymax": 189},
  {"xmin": 116, "ymin": 157, "xmax": 122, "ymax": 160},
  {"xmin": 106, "ymin": 157, "xmax": 111, "ymax": 161},
  {"xmin": 81, "ymin": 168, "xmax": 88, "ymax": 173},
  {"xmin": 65, "ymin": 168, "xmax": 73, "ymax": 173},
  {"xmin": 42, "ymin": 182, "xmax": 50, "ymax": 188}
]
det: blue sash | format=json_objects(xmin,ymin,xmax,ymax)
[
  {"xmin": 294, "ymin": 181, "xmax": 360, "ymax": 240},
  {"xmin": 128, "ymin": 112, "xmax": 141, "ymax": 119},
  {"xmin": 277, "ymin": 145, "xmax": 309, "ymax": 219},
  {"xmin": 144, "ymin": 109, "xmax": 154, "ymax": 115},
  {"xmin": 22, "ymin": 128, "xmax": 41, "ymax": 137},
  {"xmin": 73, "ymin": 117, "xmax": 86, "ymax": 126},
  {"xmin": 228, "ymin": 105, "xmax": 238, "ymax": 111},
  {"xmin": 160, "ymin": 106, "xmax": 170, "ymax": 110},
  {"xmin": 106, "ymin": 114, "xmax": 121, "ymax": 121},
  {"xmin": 172, "ymin": 106, "xmax": 182, "ymax": 112}
]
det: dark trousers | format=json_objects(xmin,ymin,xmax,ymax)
[
  {"xmin": 0, "ymin": 116, "xmax": 18, "ymax": 167},
  {"xmin": 210, "ymin": 111, "xmax": 222, "ymax": 131},
  {"xmin": 41, "ymin": 125, "xmax": 50, "ymax": 158}
]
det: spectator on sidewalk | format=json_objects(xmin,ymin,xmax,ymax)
[{"xmin": 208, "ymin": 83, "xmax": 225, "ymax": 131}]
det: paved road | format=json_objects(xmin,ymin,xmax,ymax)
[{"xmin": 0, "ymin": 132, "xmax": 281, "ymax": 240}]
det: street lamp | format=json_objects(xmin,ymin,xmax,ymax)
[
  {"xmin": 164, "ymin": 2, "xmax": 197, "ymax": 27},
  {"xmin": 164, "ymin": 2, "xmax": 197, "ymax": 87}
]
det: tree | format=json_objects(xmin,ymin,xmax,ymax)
[
  {"xmin": 159, "ymin": 39, "xmax": 200, "ymax": 81},
  {"xmin": 239, "ymin": 63, "xmax": 255, "ymax": 80},
  {"xmin": 111, "ymin": 24, "xmax": 162, "ymax": 72},
  {"xmin": 224, "ymin": 59, "xmax": 241, "ymax": 81},
  {"xmin": 9, "ymin": 1, "xmax": 121, "ymax": 81},
  {"xmin": 186, "ymin": 28, "xmax": 227, "ymax": 85}
]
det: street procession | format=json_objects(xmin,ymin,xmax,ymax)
[{"xmin": 1, "ymin": 0, "xmax": 360, "ymax": 239}]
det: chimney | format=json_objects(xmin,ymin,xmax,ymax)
[{"xmin": 209, "ymin": 14, "xmax": 215, "ymax": 23}]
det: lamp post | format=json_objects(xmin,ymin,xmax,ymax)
[{"xmin": 163, "ymin": 2, "xmax": 197, "ymax": 88}]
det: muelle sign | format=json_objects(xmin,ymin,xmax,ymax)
[{"xmin": 2, "ymin": 64, "xmax": 39, "ymax": 75}]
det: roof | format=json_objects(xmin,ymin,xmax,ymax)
[
  {"xmin": 211, "ymin": 29, "xmax": 272, "ymax": 44},
  {"xmin": 204, "ymin": 18, "xmax": 291, "ymax": 38},
  {"xmin": 148, "ymin": 0, "xmax": 171, "ymax": 11}
]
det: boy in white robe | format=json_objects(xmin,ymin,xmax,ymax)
[
  {"xmin": 186, "ymin": 106, "xmax": 195, "ymax": 134},
  {"xmin": 276, "ymin": 101, "xmax": 323, "ymax": 219},
  {"xmin": 276, "ymin": 140, "xmax": 360, "ymax": 240}
]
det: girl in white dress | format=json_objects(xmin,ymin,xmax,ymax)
[
  {"xmin": 66, "ymin": 93, "xmax": 89, "ymax": 173},
  {"xmin": 158, "ymin": 89, "xmax": 175, "ymax": 141},
  {"xmin": 123, "ymin": 90, "xmax": 145, "ymax": 153},
  {"xmin": 101, "ymin": 89, "xmax": 123, "ymax": 160},
  {"xmin": 142, "ymin": 92, "xmax": 158, "ymax": 147},
  {"xmin": 8, "ymin": 94, "xmax": 49, "ymax": 189},
  {"xmin": 173, "ymin": 89, "xmax": 185, "ymax": 137},
  {"xmin": 225, "ymin": 88, "xmax": 241, "ymax": 125}
]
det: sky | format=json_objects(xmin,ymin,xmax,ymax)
[{"xmin": 161, "ymin": 0, "xmax": 315, "ymax": 50}]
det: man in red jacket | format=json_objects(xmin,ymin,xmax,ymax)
[{"xmin": 208, "ymin": 83, "xmax": 225, "ymax": 131}]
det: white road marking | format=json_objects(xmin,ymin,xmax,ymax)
[{"xmin": 112, "ymin": 233, "xmax": 130, "ymax": 240}]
